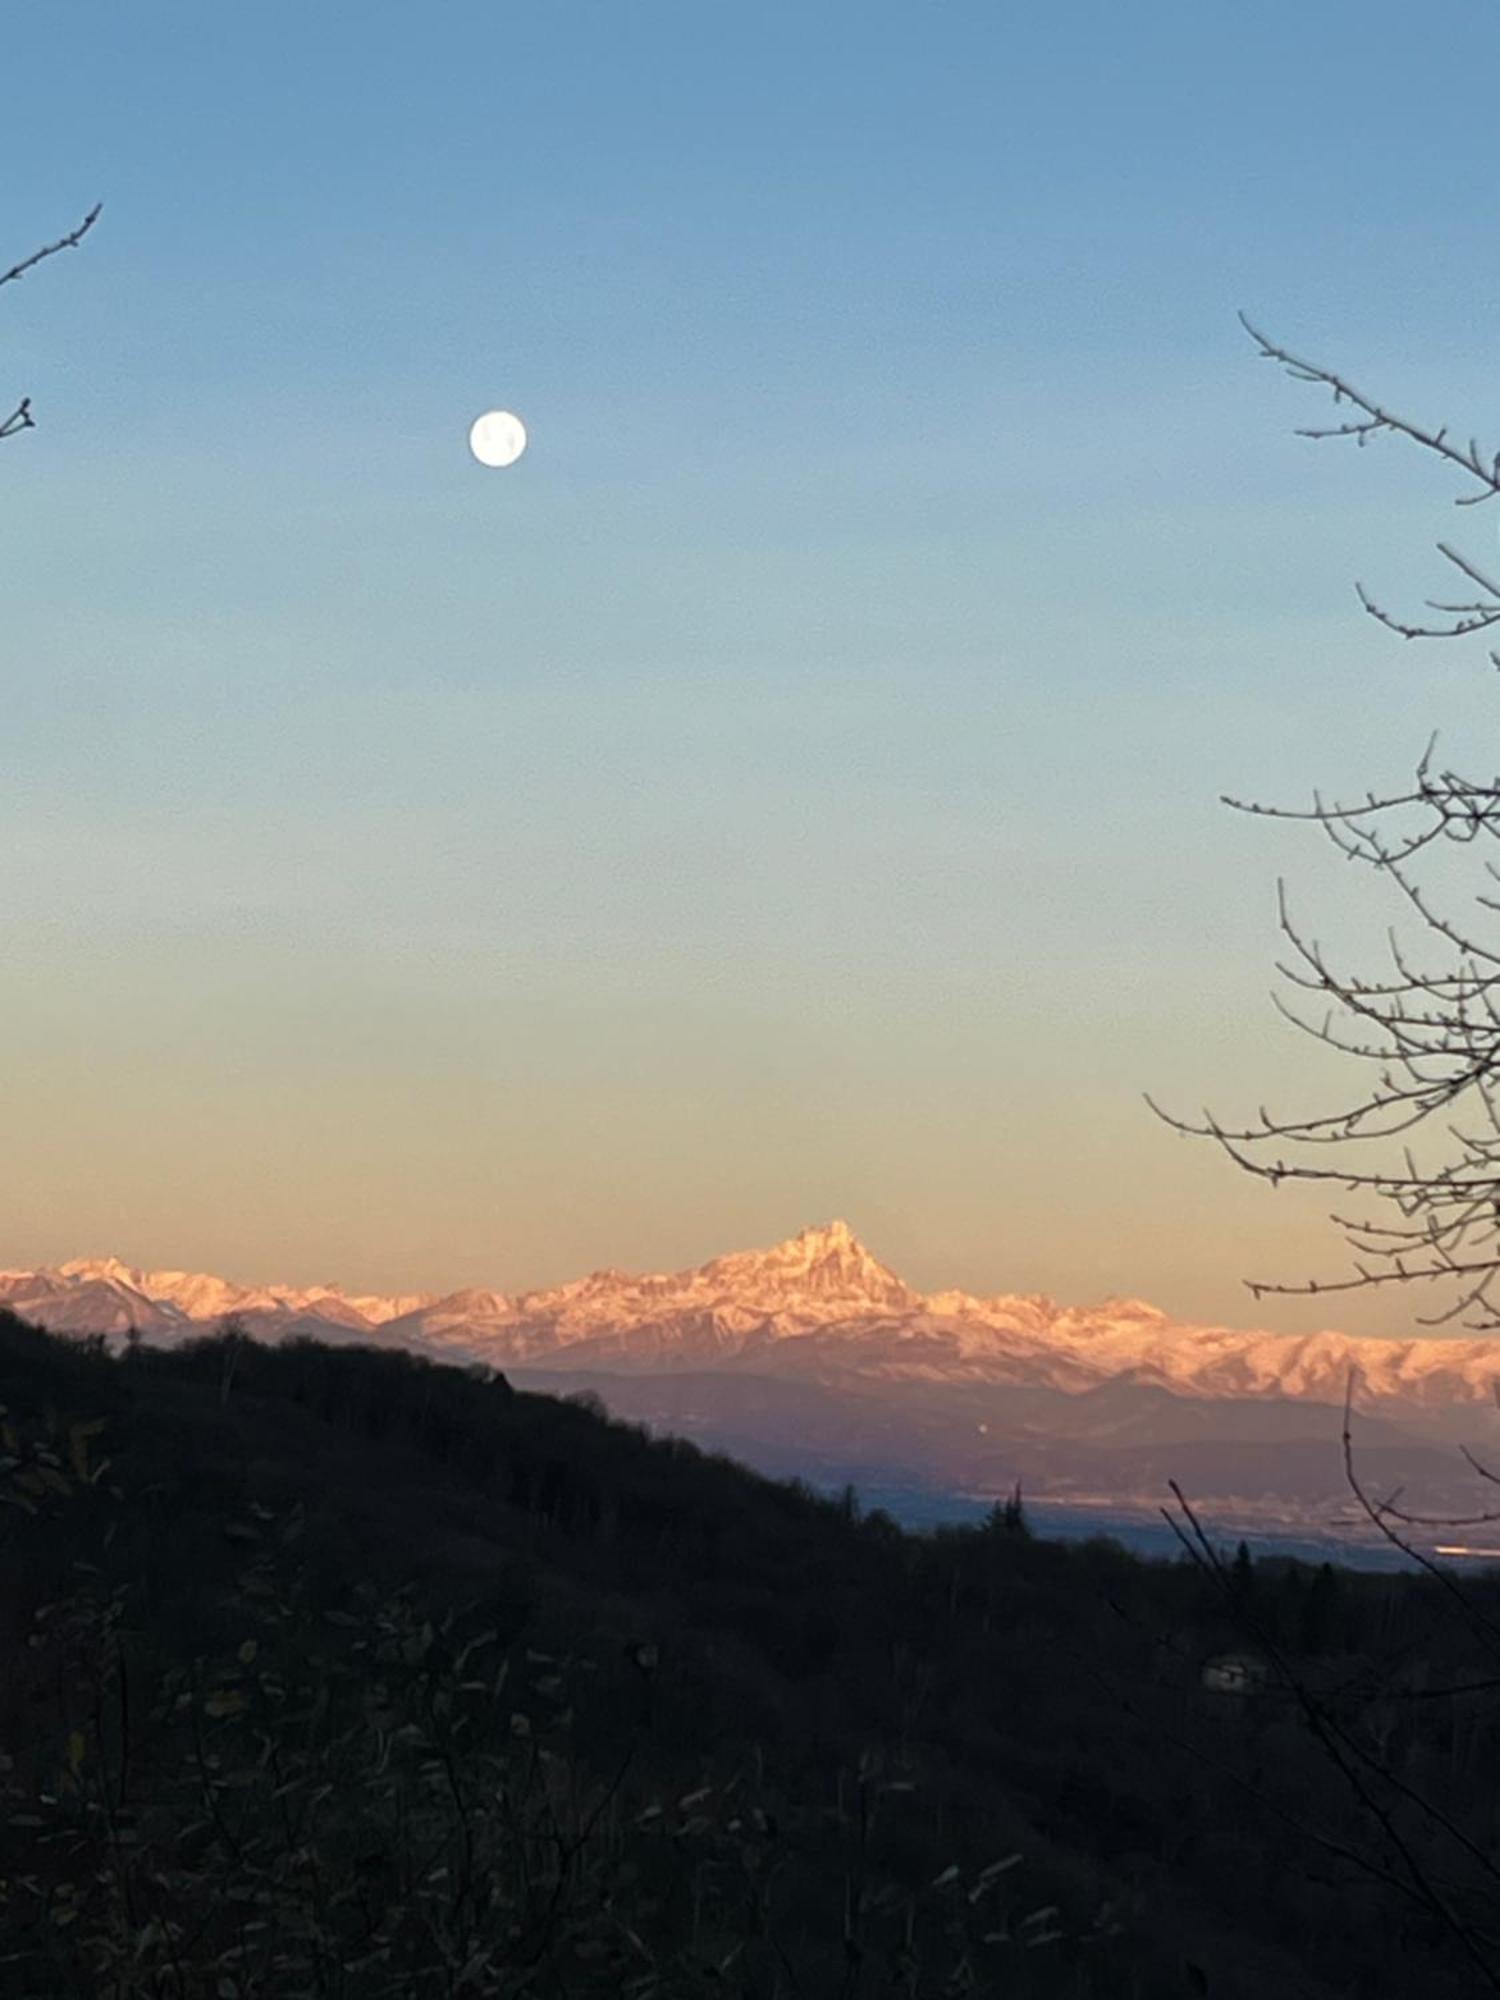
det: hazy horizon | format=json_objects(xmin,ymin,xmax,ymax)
[{"xmin": 8, "ymin": 2, "xmax": 1500, "ymax": 1334}]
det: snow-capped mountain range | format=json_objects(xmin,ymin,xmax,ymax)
[{"xmin": 6, "ymin": 1219, "xmax": 1500, "ymax": 1411}]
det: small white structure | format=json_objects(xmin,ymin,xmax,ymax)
[{"xmin": 1202, "ymin": 1653, "xmax": 1268, "ymax": 1696}]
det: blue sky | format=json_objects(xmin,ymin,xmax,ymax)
[{"xmin": 5, "ymin": 1, "xmax": 1500, "ymax": 1322}]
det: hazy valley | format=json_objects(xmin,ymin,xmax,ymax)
[{"xmin": 12, "ymin": 1221, "xmax": 1497, "ymax": 1549}]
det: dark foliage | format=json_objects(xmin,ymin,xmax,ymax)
[{"xmin": 1, "ymin": 1310, "xmax": 1495, "ymax": 1996}]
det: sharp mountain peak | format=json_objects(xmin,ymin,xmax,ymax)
[{"xmin": 14, "ymin": 1226, "xmax": 1500, "ymax": 1409}]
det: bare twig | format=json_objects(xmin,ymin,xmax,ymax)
[
  {"xmin": 0, "ymin": 201, "xmax": 102, "ymax": 292},
  {"xmin": 2, "ymin": 202, "xmax": 102, "ymax": 445}
]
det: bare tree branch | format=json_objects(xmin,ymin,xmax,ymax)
[
  {"xmin": 2, "ymin": 201, "xmax": 102, "ymax": 444},
  {"xmin": 1241, "ymin": 315, "xmax": 1500, "ymax": 657},
  {"xmin": 1150, "ymin": 322, "xmax": 1500, "ymax": 1327},
  {"xmin": 0, "ymin": 200, "xmax": 101, "ymax": 293},
  {"xmin": 1148, "ymin": 313, "xmax": 1500, "ymax": 1993}
]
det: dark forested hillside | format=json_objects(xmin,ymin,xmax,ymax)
[{"xmin": 0, "ymin": 1310, "xmax": 1495, "ymax": 1998}]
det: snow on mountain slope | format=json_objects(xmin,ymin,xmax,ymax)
[
  {"xmin": 12, "ymin": 1221, "xmax": 1500, "ymax": 1408},
  {"xmin": 347, "ymin": 1293, "xmax": 434, "ymax": 1326},
  {"xmin": 25, "ymin": 1258, "xmax": 434, "ymax": 1341},
  {"xmin": 692, "ymin": 1218, "xmax": 921, "ymax": 1314},
  {"xmin": 5, "ymin": 1266, "xmax": 183, "ymax": 1338}
]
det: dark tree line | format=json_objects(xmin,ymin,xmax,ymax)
[{"xmin": 4, "ymin": 1307, "xmax": 1500, "ymax": 1996}]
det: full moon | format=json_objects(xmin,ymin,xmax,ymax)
[{"xmin": 468, "ymin": 410, "xmax": 528, "ymax": 468}]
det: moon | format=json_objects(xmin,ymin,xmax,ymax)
[{"xmin": 468, "ymin": 410, "xmax": 528, "ymax": 468}]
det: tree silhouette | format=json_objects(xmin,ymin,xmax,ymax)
[
  {"xmin": 1153, "ymin": 319, "xmax": 1500, "ymax": 1334},
  {"xmin": 1152, "ymin": 323, "xmax": 1500, "ymax": 1988}
]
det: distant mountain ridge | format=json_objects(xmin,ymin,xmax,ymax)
[{"xmin": 9, "ymin": 1219, "xmax": 1500, "ymax": 1410}]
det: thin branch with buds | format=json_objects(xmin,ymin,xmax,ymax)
[
  {"xmin": 1240, "ymin": 315, "xmax": 1500, "ymax": 659},
  {"xmin": 1, "ymin": 201, "xmax": 102, "ymax": 443}
]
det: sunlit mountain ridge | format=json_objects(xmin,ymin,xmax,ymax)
[{"xmin": 8, "ymin": 1219, "xmax": 1500, "ymax": 1410}]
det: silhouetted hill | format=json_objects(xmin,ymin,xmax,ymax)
[
  {"xmin": 20, "ymin": 1230, "xmax": 1500, "ymax": 1537},
  {"xmin": 0, "ymin": 1309, "xmax": 1495, "ymax": 1996}
]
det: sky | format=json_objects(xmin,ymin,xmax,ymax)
[{"xmin": 5, "ymin": 1, "xmax": 1500, "ymax": 1329}]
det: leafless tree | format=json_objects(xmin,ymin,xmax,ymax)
[
  {"xmin": 2, "ymin": 203, "xmax": 101, "ymax": 443},
  {"xmin": 1146, "ymin": 321, "xmax": 1500, "ymax": 1984},
  {"xmin": 1151, "ymin": 316, "xmax": 1500, "ymax": 1333}
]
